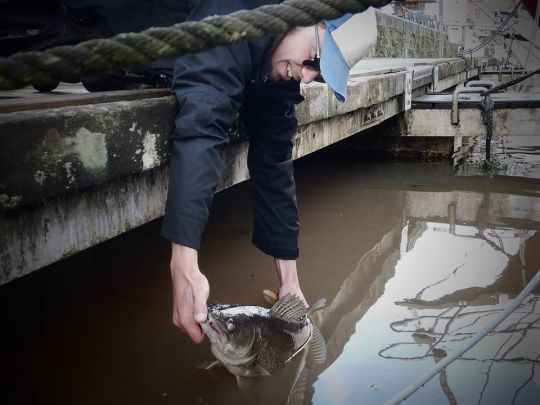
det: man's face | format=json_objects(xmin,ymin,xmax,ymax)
[{"xmin": 269, "ymin": 25, "xmax": 325, "ymax": 84}]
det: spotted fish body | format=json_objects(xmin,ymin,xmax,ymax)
[{"xmin": 201, "ymin": 294, "xmax": 326, "ymax": 378}]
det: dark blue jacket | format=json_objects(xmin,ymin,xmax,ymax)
[{"xmin": 162, "ymin": 0, "xmax": 303, "ymax": 259}]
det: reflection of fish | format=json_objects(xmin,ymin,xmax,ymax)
[{"xmin": 201, "ymin": 293, "xmax": 326, "ymax": 378}]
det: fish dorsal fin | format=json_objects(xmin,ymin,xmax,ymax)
[
  {"xmin": 308, "ymin": 298, "xmax": 326, "ymax": 314},
  {"xmin": 308, "ymin": 323, "xmax": 326, "ymax": 364},
  {"xmin": 269, "ymin": 293, "xmax": 309, "ymax": 322}
]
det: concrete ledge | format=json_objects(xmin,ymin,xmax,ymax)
[
  {"xmin": 0, "ymin": 55, "xmax": 481, "ymax": 284},
  {"xmin": 0, "ymin": 67, "xmax": 413, "ymax": 211},
  {"xmin": 1, "ymin": 166, "xmax": 169, "ymax": 283},
  {"xmin": 0, "ymin": 96, "xmax": 177, "ymax": 209},
  {"xmin": 0, "ymin": 88, "xmax": 171, "ymax": 114},
  {"xmin": 297, "ymin": 71, "xmax": 405, "ymax": 125},
  {"xmin": 404, "ymin": 108, "xmax": 539, "ymax": 138},
  {"xmin": 0, "ymin": 94, "xmax": 404, "ymax": 283}
]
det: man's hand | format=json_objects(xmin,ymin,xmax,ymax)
[{"xmin": 170, "ymin": 243, "xmax": 209, "ymax": 343}]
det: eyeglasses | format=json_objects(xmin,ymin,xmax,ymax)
[{"xmin": 302, "ymin": 25, "xmax": 321, "ymax": 71}]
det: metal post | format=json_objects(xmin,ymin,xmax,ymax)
[{"xmin": 439, "ymin": 0, "xmax": 444, "ymax": 58}]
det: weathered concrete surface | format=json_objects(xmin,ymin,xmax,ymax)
[
  {"xmin": 0, "ymin": 56, "xmax": 482, "ymax": 284},
  {"xmin": 405, "ymin": 89, "xmax": 540, "ymax": 138},
  {"xmin": 0, "ymin": 97, "xmax": 402, "ymax": 283},
  {"xmin": 402, "ymin": 108, "xmax": 540, "ymax": 138},
  {"xmin": 1, "ymin": 167, "xmax": 169, "ymax": 283},
  {"xmin": 0, "ymin": 88, "xmax": 170, "ymax": 113},
  {"xmin": 297, "ymin": 71, "xmax": 405, "ymax": 125},
  {"xmin": 347, "ymin": 58, "xmax": 480, "ymax": 93},
  {"xmin": 0, "ymin": 97, "xmax": 177, "ymax": 209},
  {"xmin": 6, "ymin": 59, "xmax": 475, "ymax": 212}
]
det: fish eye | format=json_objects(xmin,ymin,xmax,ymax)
[{"xmin": 226, "ymin": 319, "xmax": 235, "ymax": 331}]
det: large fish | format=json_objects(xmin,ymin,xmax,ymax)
[{"xmin": 200, "ymin": 293, "xmax": 326, "ymax": 378}]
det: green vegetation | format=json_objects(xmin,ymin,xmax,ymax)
[
  {"xmin": 479, "ymin": 156, "xmax": 506, "ymax": 175},
  {"xmin": 373, "ymin": 22, "xmax": 457, "ymax": 58}
]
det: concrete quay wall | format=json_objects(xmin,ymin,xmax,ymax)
[
  {"xmin": 373, "ymin": 12, "xmax": 457, "ymax": 59},
  {"xmin": 0, "ymin": 56, "xmax": 479, "ymax": 284}
]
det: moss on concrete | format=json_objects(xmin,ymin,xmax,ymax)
[{"xmin": 374, "ymin": 13, "xmax": 457, "ymax": 58}]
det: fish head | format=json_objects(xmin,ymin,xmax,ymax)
[
  {"xmin": 201, "ymin": 295, "xmax": 327, "ymax": 378},
  {"xmin": 202, "ymin": 303, "xmax": 260, "ymax": 363}
]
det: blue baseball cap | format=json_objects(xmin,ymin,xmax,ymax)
[{"xmin": 320, "ymin": 8, "xmax": 378, "ymax": 102}]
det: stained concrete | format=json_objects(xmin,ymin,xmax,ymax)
[
  {"xmin": 0, "ymin": 96, "xmax": 177, "ymax": 209},
  {"xmin": 402, "ymin": 108, "xmax": 540, "ymax": 138}
]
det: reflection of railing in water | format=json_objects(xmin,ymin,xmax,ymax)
[
  {"xmin": 380, "ymin": 297, "xmax": 540, "ymax": 402},
  {"xmin": 384, "ymin": 214, "xmax": 540, "ymax": 404},
  {"xmin": 477, "ymin": 299, "xmax": 539, "ymax": 405},
  {"xmin": 400, "ymin": 223, "xmax": 537, "ymax": 308},
  {"xmin": 404, "ymin": 190, "xmax": 540, "ymax": 230}
]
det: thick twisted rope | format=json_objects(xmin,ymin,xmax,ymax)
[
  {"xmin": 0, "ymin": 0, "xmax": 385, "ymax": 90},
  {"xmin": 478, "ymin": 67, "xmax": 540, "ymax": 162},
  {"xmin": 480, "ymin": 94, "xmax": 495, "ymax": 161}
]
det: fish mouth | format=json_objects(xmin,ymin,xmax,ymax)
[{"xmin": 201, "ymin": 314, "xmax": 225, "ymax": 346}]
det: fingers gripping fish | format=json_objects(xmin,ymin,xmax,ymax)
[{"xmin": 200, "ymin": 293, "xmax": 326, "ymax": 378}]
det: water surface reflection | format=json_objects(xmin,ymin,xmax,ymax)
[
  {"xmin": 316, "ymin": 220, "xmax": 539, "ymax": 404},
  {"xmin": 2, "ymin": 151, "xmax": 539, "ymax": 404}
]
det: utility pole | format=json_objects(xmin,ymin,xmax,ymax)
[{"xmin": 439, "ymin": 0, "xmax": 444, "ymax": 58}]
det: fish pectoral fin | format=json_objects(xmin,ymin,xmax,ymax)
[
  {"xmin": 307, "ymin": 323, "xmax": 326, "ymax": 365},
  {"xmin": 197, "ymin": 359, "xmax": 222, "ymax": 370},
  {"xmin": 247, "ymin": 363, "xmax": 272, "ymax": 377},
  {"xmin": 308, "ymin": 298, "xmax": 326, "ymax": 314}
]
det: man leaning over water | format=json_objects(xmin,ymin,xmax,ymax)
[{"xmin": 161, "ymin": 1, "xmax": 380, "ymax": 343}]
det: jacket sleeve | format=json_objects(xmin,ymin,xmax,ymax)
[
  {"xmin": 243, "ymin": 81, "xmax": 304, "ymax": 259},
  {"xmin": 160, "ymin": 43, "xmax": 249, "ymax": 247}
]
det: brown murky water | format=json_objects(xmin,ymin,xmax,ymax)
[{"xmin": 2, "ymin": 147, "xmax": 540, "ymax": 404}]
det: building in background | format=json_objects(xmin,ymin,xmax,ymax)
[{"xmin": 392, "ymin": 0, "xmax": 539, "ymax": 69}]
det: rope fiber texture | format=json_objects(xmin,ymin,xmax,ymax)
[
  {"xmin": 480, "ymin": 93, "xmax": 495, "ymax": 161},
  {"xmin": 0, "ymin": 0, "xmax": 386, "ymax": 91},
  {"xmin": 476, "ymin": 67, "xmax": 540, "ymax": 162}
]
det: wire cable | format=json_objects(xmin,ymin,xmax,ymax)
[{"xmin": 460, "ymin": 0, "xmax": 521, "ymax": 56}]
